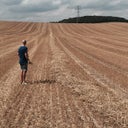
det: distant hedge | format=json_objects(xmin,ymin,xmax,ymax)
[{"xmin": 58, "ymin": 16, "xmax": 128, "ymax": 23}]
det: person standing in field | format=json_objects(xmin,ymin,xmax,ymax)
[{"xmin": 18, "ymin": 40, "xmax": 30, "ymax": 85}]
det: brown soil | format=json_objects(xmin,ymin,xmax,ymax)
[{"xmin": 0, "ymin": 22, "xmax": 128, "ymax": 128}]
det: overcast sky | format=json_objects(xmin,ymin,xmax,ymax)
[{"xmin": 0, "ymin": 0, "xmax": 128, "ymax": 22}]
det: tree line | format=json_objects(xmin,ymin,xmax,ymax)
[{"xmin": 58, "ymin": 16, "xmax": 128, "ymax": 23}]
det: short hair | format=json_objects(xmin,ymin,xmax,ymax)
[{"xmin": 22, "ymin": 40, "xmax": 27, "ymax": 45}]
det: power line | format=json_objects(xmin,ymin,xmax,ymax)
[{"xmin": 76, "ymin": 5, "xmax": 80, "ymax": 23}]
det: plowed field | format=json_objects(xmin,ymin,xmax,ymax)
[{"xmin": 0, "ymin": 21, "xmax": 128, "ymax": 128}]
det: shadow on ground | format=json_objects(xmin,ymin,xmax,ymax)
[{"xmin": 27, "ymin": 79, "xmax": 56, "ymax": 85}]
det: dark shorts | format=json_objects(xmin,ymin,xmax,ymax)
[{"xmin": 20, "ymin": 64, "xmax": 28, "ymax": 71}]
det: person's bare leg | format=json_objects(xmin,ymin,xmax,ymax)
[
  {"xmin": 21, "ymin": 71, "xmax": 24, "ymax": 84},
  {"xmin": 23, "ymin": 70, "xmax": 27, "ymax": 82},
  {"xmin": 24, "ymin": 71, "xmax": 27, "ymax": 82}
]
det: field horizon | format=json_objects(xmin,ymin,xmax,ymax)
[{"xmin": 0, "ymin": 21, "xmax": 128, "ymax": 128}]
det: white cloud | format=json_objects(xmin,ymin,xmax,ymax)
[
  {"xmin": 0, "ymin": 0, "xmax": 127, "ymax": 22},
  {"xmin": 1, "ymin": 0, "xmax": 22, "ymax": 5},
  {"xmin": 53, "ymin": 0, "xmax": 61, "ymax": 6}
]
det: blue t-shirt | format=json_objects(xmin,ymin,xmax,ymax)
[{"xmin": 18, "ymin": 46, "xmax": 28, "ymax": 65}]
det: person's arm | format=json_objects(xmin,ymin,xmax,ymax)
[
  {"xmin": 25, "ymin": 49, "xmax": 32, "ymax": 64},
  {"xmin": 25, "ymin": 52, "xmax": 29, "ymax": 61},
  {"xmin": 24, "ymin": 47, "xmax": 29, "ymax": 60}
]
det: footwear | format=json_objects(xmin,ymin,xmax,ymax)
[{"xmin": 22, "ymin": 81, "xmax": 27, "ymax": 85}]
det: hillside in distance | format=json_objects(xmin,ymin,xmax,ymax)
[{"xmin": 58, "ymin": 15, "xmax": 128, "ymax": 23}]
